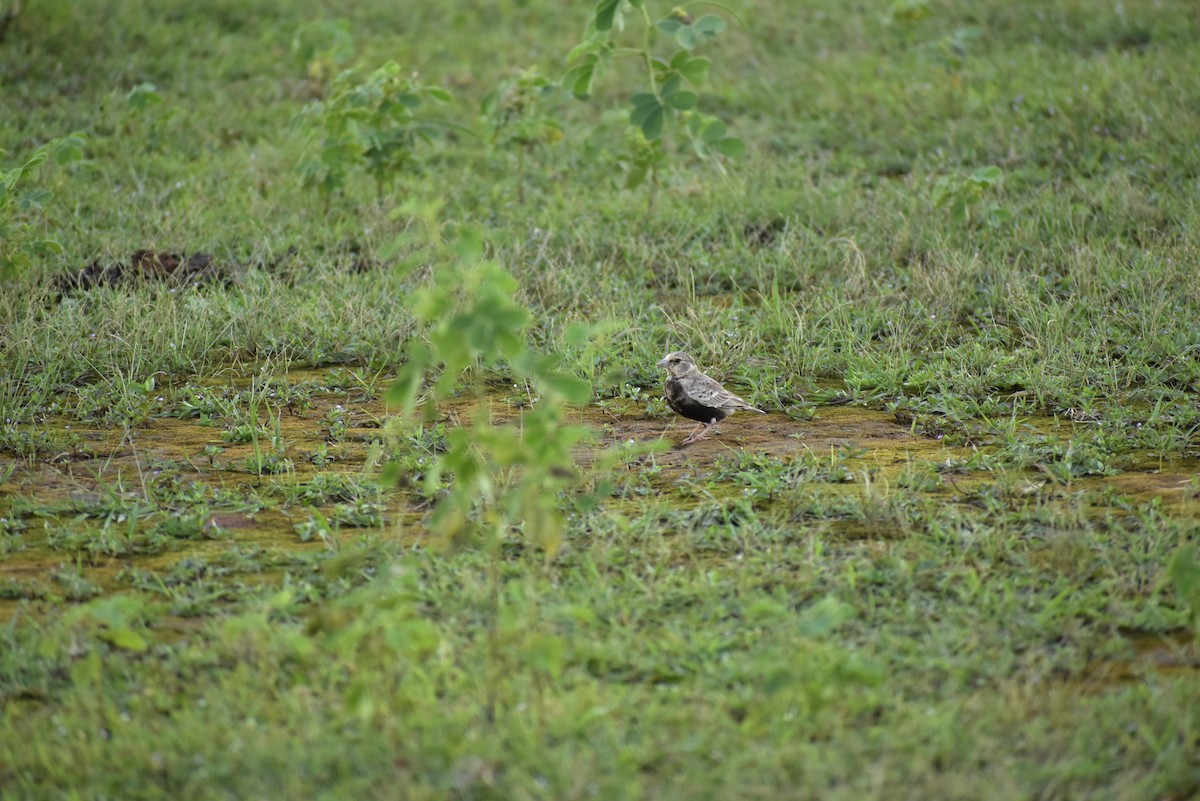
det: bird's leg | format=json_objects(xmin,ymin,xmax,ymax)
[
  {"xmin": 681, "ymin": 418, "xmax": 719, "ymax": 446},
  {"xmin": 680, "ymin": 422, "xmax": 706, "ymax": 445}
]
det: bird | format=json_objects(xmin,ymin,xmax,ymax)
[{"xmin": 656, "ymin": 351, "xmax": 766, "ymax": 445}]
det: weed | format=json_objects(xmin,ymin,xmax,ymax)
[
  {"xmin": 0, "ymin": 132, "xmax": 86, "ymax": 278},
  {"xmin": 295, "ymin": 62, "xmax": 454, "ymax": 203}
]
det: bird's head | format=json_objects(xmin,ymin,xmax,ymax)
[{"xmin": 656, "ymin": 351, "xmax": 698, "ymax": 378}]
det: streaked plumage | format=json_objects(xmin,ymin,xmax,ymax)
[{"xmin": 656, "ymin": 351, "xmax": 765, "ymax": 445}]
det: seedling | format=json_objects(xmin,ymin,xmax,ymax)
[
  {"xmin": 932, "ymin": 165, "xmax": 1012, "ymax": 229},
  {"xmin": 0, "ymin": 132, "xmax": 86, "ymax": 278},
  {"xmin": 295, "ymin": 61, "xmax": 454, "ymax": 204},
  {"xmin": 482, "ymin": 66, "xmax": 564, "ymax": 202}
]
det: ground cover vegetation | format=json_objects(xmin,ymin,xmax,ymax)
[{"xmin": 2, "ymin": 0, "xmax": 1199, "ymax": 798}]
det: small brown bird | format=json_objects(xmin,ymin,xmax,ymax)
[{"xmin": 656, "ymin": 351, "xmax": 766, "ymax": 445}]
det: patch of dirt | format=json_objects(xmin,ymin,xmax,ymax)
[
  {"xmin": 741, "ymin": 219, "xmax": 786, "ymax": 249},
  {"xmin": 54, "ymin": 250, "xmax": 230, "ymax": 294},
  {"xmin": 52, "ymin": 242, "xmax": 387, "ymax": 297}
]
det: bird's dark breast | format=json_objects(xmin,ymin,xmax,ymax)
[{"xmin": 665, "ymin": 377, "xmax": 731, "ymax": 423}]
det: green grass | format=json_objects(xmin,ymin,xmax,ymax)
[{"xmin": 2, "ymin": 0, "xmax": 1200, "ymax": 798}]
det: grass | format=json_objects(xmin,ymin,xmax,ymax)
[{"xmin": 2, "ymin": 0, "xmax": 1200, "ymax": 798}]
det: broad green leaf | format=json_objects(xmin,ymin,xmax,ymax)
[
  {"xmin": 630, "ymin": 92, "xmax": 659, "ymax": 110},
  {"xmin": 563, "ymin": 61, "xmax": 596, "ymax": 99},
  {"xmin": 716, "ymin": 136, "xmax": 745, "ymax": 157},
  {"xmin": 31, "ymin": 238, "xmax": 66, "ymax": 256},
  {"xmin": 594, "ymin": 0, "xmax": 622, "ymax": 31},
  {"xmin": 700, "ymin": 118, "xmax": 727, "ymax": 143},
  {"xmin": 666, "ymin": 90, "xmax": 697, "ymax": 110},
  {"xmin": 639, "ymin": 105, "xmax": 666, "ymax": 139},
  {"xmin": 19, "ymin": 149, "xmax": 48, "ymax": 173},
  {"xmin": 16, "ymin": 189, "xmax": 53, "ymax": 212},
  {"xmin": 126, "ymin": 82, "xmax": 163, "ymax": 111},
  {"xmin": 320, "ymin": 141, "xmax": 360, "ymax": 166},
  {"xmin": 951, "ymin": 198, "xmax": 969, "ymax": 224},
  {"xmin": 656, "ymin": 18, "xmax": 684, "ymax": 35},
  {"xmin": 386, "ymin": 342, "xmax": 430, "ymax": 410},
  {"xmin": 932, "ymin": 175, "xmax": 955, "ymax": 207},
  {"xmin": 540, "ymin": 371, "xmax": 593, "ymax": 404},
  {"xmin": 694, "ymin": 14, "xmax": 727, "ymax": 35},
  {"xmin": 384, "ymin": 619, "xmax": 440, "ymax": 658},
  {"xmin": 629, "ymin": 95, "xmax": 665, "ymax": 139},
  {"xmin": 660, "ymin": 74, "xmax": 683, "ymax": 97},
  {"xmin": 425, "ymin": 87, "xmax": 452, "ymax": 102},
  {"xmin": 563, "ymin": 321, "xmax": 595, "ymax": 347},
  {"xmin": 412, "ymin": 285, "xmax": 451, "ymax": 321},
  {"xmin": 51, "ymin": 133, "xmax": 87, "ymax": 165},
  {"xmin": 678, "ymin": 55, "xmax": 710, "ymax": 85}
]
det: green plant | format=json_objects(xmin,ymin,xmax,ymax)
[
  {"xmin": 384, "ymin": 210, "xmax": 636, "ymax": 720},
  {"xmin": 386, "ymin": 218, "xmax": 598, "ymax": 555},
  {"xmin": 0, "ymin": 132, "xmax": 85, "ymax": 278},
  {"xmin": 564, "ymin": 1, "xmax": 744, "ymax": 202},
  {"xmin": 481, "ymin": 66, "xmax": 563, "ymax": 202},
  {"xmin": 295, "ymin": 509, "xmax": 336, "ymax": 546},
  {"xmin": 125, "ymin": 83, "xmax": 174, "ymax": 152},
  {"xmin": 321, "ymin": 405, "xmax": 349, "ymax": 442},
  {"xmin": 296, "ymin": 61, "xmax": 453, "ymax": 203},
  {"xmin": 932, "ymin": 165, "xmax": 1012, "ymax": 229}
]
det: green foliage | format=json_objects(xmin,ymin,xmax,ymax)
[
  {"xmin": 482, "ymin": 66, "xmax": 563, "ymax": 152},
  {"xmin": 932, "ymin": 165, "xmax": 1012, "ymax": 228},
  {"xmin": 384, "ymin": 211, "xmax": 597, "ymax": 558},
  {"xmin": 0, "ymin": 132, "xmax": 85, "ymax": 278},
  {"xmin": 482, "ymin": 66, "xmax": 563, "ymax": 201},
  {"xmin": 296, "ymin": 61, "xmax": 453, "ymax": 201},
  {"xmin": 125, "ymin": 82, "xmax": 162, "ymax": 111},
  {"xmin": 564, "ymin": 0, "xmax": 744, "ymax": 194}
]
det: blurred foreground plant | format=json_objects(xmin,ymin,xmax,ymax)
[{"xmin": 382, "ymin": 201, "xmax": 655, "ymax": 718}]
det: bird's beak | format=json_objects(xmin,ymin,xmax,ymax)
[{"xmin": 656, "ymin": 357, "xmax": 668, "ymax": 368}]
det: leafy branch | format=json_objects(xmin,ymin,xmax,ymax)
[{"xmin": 563, "ymin": 0, "xmax": 745, "ymax": 201}]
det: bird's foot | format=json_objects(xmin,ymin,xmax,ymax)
[{"xmin": 680, "ymin": 425, "xmax": 715, "ymax": 446}]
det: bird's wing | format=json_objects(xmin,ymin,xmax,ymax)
[{"xmin": 690, "ymin": 373, "xmax": 761, "ymax": 411}]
